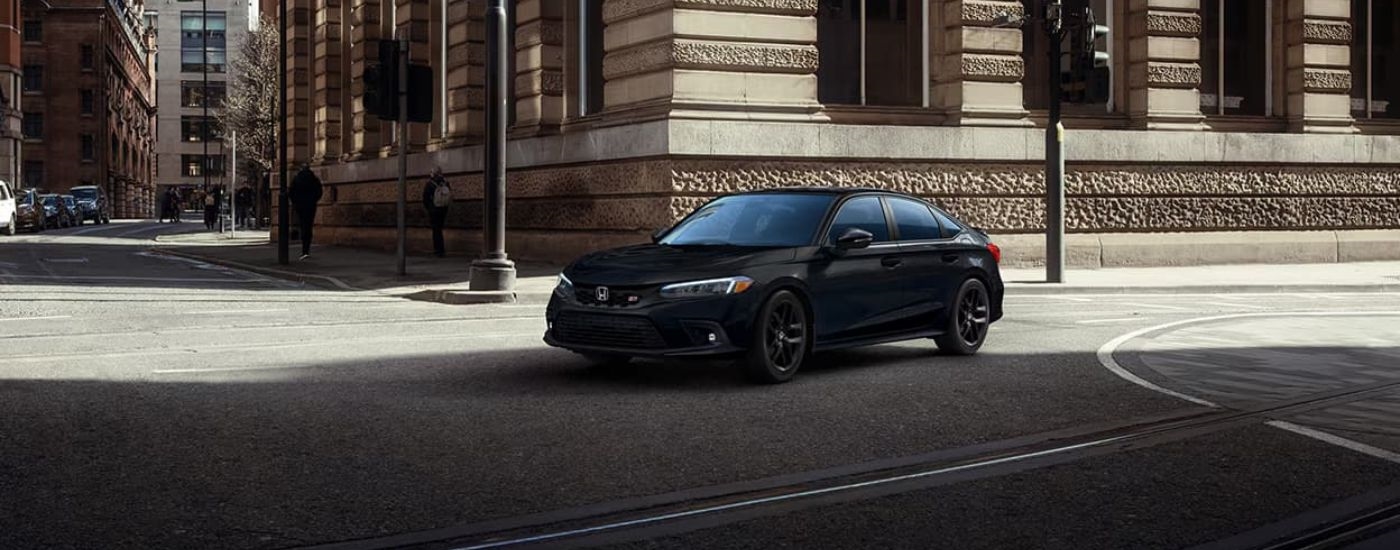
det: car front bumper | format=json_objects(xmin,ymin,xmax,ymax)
[{"xmin": 543, "ymin": 291, "xmax": 761, "ymax": 358}]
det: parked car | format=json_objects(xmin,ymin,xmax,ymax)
[
  {"xmin": 14, "ymin": 189, "xmax": 43, "ymax": 232},
  {"xmin": 70, "ymin": 185, "xmax": 111, "ymax": 225},
  {"xmin": 39, "ymin": 194, "xmax": 70, "ymax": 229},
  {"xmin": 0, "ymin": 180, "xmax": 14, "ymax": 236},
  {"xmin": 544, "ymin": 188, "xmax": 1005, "ymax": 384}
]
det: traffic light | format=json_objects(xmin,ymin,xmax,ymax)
[
  {"xmin": 1066, "ymin": 2, "xmax": 1110, "ymax": 104},
  {"xmin": 362, "ymin": 40, "xmax": 401, "ymax": 120}
]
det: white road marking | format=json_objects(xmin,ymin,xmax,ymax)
[
  {"xmin": 0, "ymin": 315, "xmax": 73, "ymax": 323},
  {"xmin": 42, "ymin": 258, "xmax": 89, "ymax": 263},
  {"xmin": 1096, "ymin": 311, "xmax": 1400, "ymax": 463},
  {"xmin": 1266, "ymin": 421, "xmax": 1400, "ymax": 464},
  {"xmin": 179, "ymin": 308, "xmax": 291, "ymax": 315},
  {"xmin": 0, "ymin": 261, "xmax": 19, "ymax": 268},
  {"xmin": 1, "ymin": 275, "xmax": 260, "ymax": 283},
  {"xmin": 1119, "ymin": 302, "xmax": 1191, "ymax": 311},
  {"xmin": 1076, "ymin": 317, "xmax": 1145, "ymax": 325}
]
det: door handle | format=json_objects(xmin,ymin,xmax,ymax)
[
  {"xmin": 941, "ymin": 254, "xmax": 960, "ymax": 263},
  {"xmin": 881, "ymin": 257, "xmax": 903, "ymax": 268}
]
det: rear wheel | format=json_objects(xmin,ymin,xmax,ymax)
[
  {"xmin": 742, "ymin": 290, "xmax": 809, "ymax": 384},
  {"xmin": 934, "ymin": 278, "xmax": 991, "ymax": 355},
  {"xmin": 4, "ymin": 215, "xmax": 14, "ymax": 236}
]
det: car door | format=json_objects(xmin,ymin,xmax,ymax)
[
  {"xmin": 808, "ymin": 195, "xmax": 908, "ymax": 343},
  {"xmin": 886, "ymin": 197, "xmax": 964, "ymax": 332}
]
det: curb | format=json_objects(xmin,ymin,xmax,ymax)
[
  {"xmin": 149, "ymin": 248, "xmax": 364, "ymax": 292},
  {"xmin": 1006, "ymin": 283, "xmax": 1400, "ymax": 295},
  {"xmin": 401, "ymin": 289, "xmax": 553, "ymax": 305}
]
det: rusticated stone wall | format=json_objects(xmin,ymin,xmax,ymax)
[{"xmin": 305, "ymin": 158, "xmax": 1400, "ymax": 262}]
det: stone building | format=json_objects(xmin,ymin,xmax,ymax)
[
  {"xmin": 21, "ymin": 0, "xmax": 157, "ymax": 217},
  {"xmin": 280, "ymin": 0, "xmax": 1400, "ymax": 267},
  {"xmin": 148, "ymin": 0, "xmax": 251, "ymax": 198}
]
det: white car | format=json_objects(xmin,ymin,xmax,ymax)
[{"xmin": 0, "ymin": 180, "xmax": 16, "ymax": 236}]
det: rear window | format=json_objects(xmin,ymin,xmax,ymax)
[
  {"xmin": 72, "ymin": 188, "xmax": 98, "ymax": 200},
  {"xmin": 930, "ymin": 207, "xmax": 964, "ymax": 238}
]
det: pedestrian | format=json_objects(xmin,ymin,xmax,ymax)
[
  {"xmin": 289, "ymin": 164, "xmax": 323, "ymax": 260},
  {"xmin": 203, "ymin": 188, "xmax": 218, "ymax": 230},
  {"xmin": 158, "ymin": 188, "xmax": 169, "ymax": 223},
  {"xmin": 168, "ymin": 188, "xmax": 181, "ymax": 223},
  {"xmin": 235, "ymin": 184, "xmax": 253, "ymax": 228},
  {"xmin": 421, "ymin": 167, "xmax": 451, "ymax": 257}
]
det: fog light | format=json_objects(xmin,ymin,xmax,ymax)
[{"xmin": 707, "ymin": 332, "xmax": 717, "ymax": 343}]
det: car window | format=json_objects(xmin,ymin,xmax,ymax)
[
  {"xmin": 929, "ymin": 207, "xmax": 964, "ymax": 238},
  {"xmin": 827, "ymin": 196, "xmax": 890, "ymax": 244},
  {"xmin": 659, "ymin": 193, "xmax": 835, "ymax": 247},
  {"xmin": 887, "ymin": 198, "xmax": 943, "ymax": 241}
]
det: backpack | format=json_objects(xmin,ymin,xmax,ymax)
[{"xmin": 432, "ymin": 180, "xmax": 453, "ymax": 208}]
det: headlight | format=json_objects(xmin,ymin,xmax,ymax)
[
  {"xmin": 555, "ymin": 272, "xmax": 574, "ymax": 297},
  {"xmin": 660, "ymin": 276, "xmax": 754, "ymax": 299}
]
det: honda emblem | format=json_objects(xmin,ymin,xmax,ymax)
[{"xmin": 596, "ymin": 286, "xmax": 610, "ymax": 302}]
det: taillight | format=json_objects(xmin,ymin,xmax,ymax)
[{"xmin": 987, "ymin": 242, "xmax": 1001, "ymax": 263}]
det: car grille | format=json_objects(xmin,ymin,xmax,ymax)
[{"xmin": 552, "ymin": 311, "xmax": 667, "ymax": 349}]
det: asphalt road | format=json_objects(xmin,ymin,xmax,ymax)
[{"xmin": 4, "ymin": 221, "xmax": 1400, "ymax": 549}]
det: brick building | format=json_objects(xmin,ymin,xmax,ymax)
[
  {"xmin": 278, "ymin": 0, "xmax": 1400, "ymax": 267},
  {"xmin": 22, "ymin": 0, "xmax": 157, "ymax": 218},
  {"xmin": 0, "ymin": 0, "xmax": 18, "ymax": 186}
]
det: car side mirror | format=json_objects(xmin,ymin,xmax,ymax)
[
  {"xmin": 833, "ymin": 228, "xmax": 874, "ymax": 250},
  {"xmin": 650, "ymin": 226, "xmax": 670, "ymax": 243}
]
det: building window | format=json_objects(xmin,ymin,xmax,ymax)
[
  {"xmin": 23, "ymin": 161, "xmax": 42, "ymax": 188},
  {"xmin": 574, "ymin": 0, "xmax": 604, "ymax": 116},
  {"xmin": 181, "ymin": 12, "xmax": 228, "ymax": 72},
  {"xmin": 182, "ymin": 154, "xmax": 223, "ymax": 177},
  {"xmin": 22, "ymin": 112, "xmax": 42, "ymax": 139},
  {"xmin": 22, "ymin": 65, "xmax": 41, "ymax": 92},
  {"xmin": 81, "ymin": 90, "xmax": 95, "ymax": 114},
  {"xmin": 22, "ymin": 20, "xmax": 40, "ymax": 43},
  {"xmin": 81, "ymin": 135, "xmax": 95, "ymax": 161},
  {"xmin": 1352, "ymin": 0, "xmax": 1398, "ymax": 119},
  {"xmin": 81, "ymin": 45, "xmax": 95, "ymax": 70},
  {"xmin": 181, "ymin": 50, "xmax": 226, "ymax": 73},
  {"xmin": 1200, "ymin": 0, "xmax": 1271, "ymax": 116},
  {"xmin": 181, "ymin": 80, "xmax": 226, "ymax": 107},
  {"xmin": 181, "ymin": 116, "xmax": 219, "ymax": 142},
  {"xmin": 817, "ymin": 0, "xmax": 930, "ymax": 107}
]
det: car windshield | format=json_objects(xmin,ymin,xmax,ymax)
[
  {"xmin": 659, "ymin": 193, "xmax": 835, "ymax": 247},
  {"xmin": 41, "ymin": 196, "xmax": 56, "ymax": 206},
  {"xmin": 72, "ymin": 188, "xmax": 98, "ymax": 200},
  {"xmin": 63, "ymin": 197, "xmax": 75, "ymax": 206}
]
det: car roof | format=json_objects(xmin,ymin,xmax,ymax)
[
  {"xmin": 744, "ymin": 186, "xmax": 900, "ymax": 196},
  {"xmin": 70, "ymin": 185, "xmax": 98, "ymax": 190}
]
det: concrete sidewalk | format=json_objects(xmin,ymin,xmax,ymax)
[{"xmin": 152, "ymin": 231, "xmax": 1400, "ymax": 304}]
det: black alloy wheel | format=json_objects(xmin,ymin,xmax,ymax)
[
  {"xmin": 744, "ymin": 290, "xmax": 809, "ymax": 384},
  {"xmin": 935, "ymin": 278, "xmax": 990, "ymax": 355}
]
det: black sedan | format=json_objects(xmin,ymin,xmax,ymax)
[{"xmin": 545, "ymin": 188, "xmax": 1005, "ymax": 383}]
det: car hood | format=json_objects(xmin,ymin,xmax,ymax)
[{"xmin": 566, "ymin": 244, "xmax": 795, "ymax": 286}]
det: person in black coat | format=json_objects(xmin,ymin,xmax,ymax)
[
  {"xmin": 421, "ymin": 167, "xmax": 451, "ymax": 257},
  {"xmin": 289, "ymin": 164, "xmax": 324, "ymax": 259}
]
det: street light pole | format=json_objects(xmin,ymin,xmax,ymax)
[
  {"xmin": 1044, "ymin": 0, "xmax": 1066, "ymax": 284},
  {"xmin": 202, "ymin": 0, "xmax": 210, "ymax": 225},
  {"xmin": 277, "ymin": 0, "xmax": 290, "ymax": 264},
  {"xmin": 468, "ymin": 0, "xmax": 516, "ymax": 292}
]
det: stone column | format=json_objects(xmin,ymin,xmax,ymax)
[
  {"xmin": 442, "ymin": 0, "xmax": 480, "ymax": 145},
  {"xmin": 1126, "ymin": 0, "xmax": 1206, "ymax": 130},
  {"xmin": 313, "ymin": 0, "xmax": 345, "ymax": 163},
  {"xmin": 514, "ymin": 0, "xmax": 565, "ymax": 134},
  {"xmin": 1284, "ymin": 0, "xmax": 1355, "ymax": 133},
  {"xmin": 601, "ymin": 0, "xmax": 820, "ymax": 117},
  {"xmin": 288, "ymin": 0, "xmax": 314, "ymax": 164},
  {"xmin": 935, "ymin": 1, "xmax": 1030, "ymax": 126},
  {"xmin": 396, "ymin": 0, "xmax": 431, "ymax": 149},
  {"xmin": 347, "ymin": 0, "xmax": 384, "ymax": 159}
]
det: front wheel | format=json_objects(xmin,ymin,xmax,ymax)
[
  {"xmin": 934, "ymin": 278, "xmax": 991, "ymax": 356},
  {"xmin": 4, "ymin": 215, "xmax": 14, "ymax": 236},
  {"xmin": 742, "ymin": 290, "xmax": 810, "ymax": 384}
]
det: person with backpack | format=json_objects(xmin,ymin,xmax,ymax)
[{"xmin": 421, "ymin": 167, "xmax": 451, "ymax": 258}]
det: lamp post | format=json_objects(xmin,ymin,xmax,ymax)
[
  {"xmin": 468, "ymin": 0, "xmax": 516, "ymax": 291},
  {"xmin": 277, "ymin": 0, "xmax": 289, "ymax": 264}
]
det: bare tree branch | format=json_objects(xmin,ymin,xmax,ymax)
[{"xmin": 217, "ymin": 15, "xmax": 278, "ymax": 176}]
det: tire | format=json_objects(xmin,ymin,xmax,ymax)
[
  {"xmin": 4, "ymin": 215, "xmax": 14, "ymax": 236},
  {"xmin": 742, "ymin": 290, "xmax": 810, "ymax": 384},
  {"xmin": 934, "ymin": 278, "xmax": 991, "ymax": 356}
]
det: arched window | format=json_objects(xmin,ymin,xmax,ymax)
[{"xmin": 817, "ymin": 0, "xmax": 930, "ymax": 107}]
